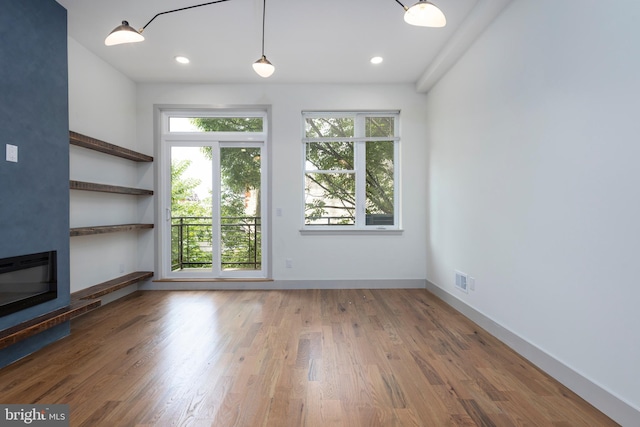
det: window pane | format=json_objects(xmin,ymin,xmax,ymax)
[
  {"xmin": 305, "ymin": 117, "xmax": 354, "ymax": 138},
  {"xmin": 220, "ymin": 147, "xmax": 262, "ymax": 271},
  {"xmin": 306, "ymin": 142, "xmax": 354, "ymax": 171},
  {"xmin": 365, "ymin": 141, "xmax": 394, "ymax": 225},
  {"xmin": 305, "ymin": 173, "xmax": 355, "ymax": 225},
  {"xmin": 365, "ymin": 117, "xmax": 395, "ymax": 138},
  {"xmin": 169, "ymin": 117, "xmax": 263, "ymax": 132}
]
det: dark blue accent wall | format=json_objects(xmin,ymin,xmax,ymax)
[{"xmin": 0, "ymin": 0, "xmax": 70, "ymax": 366}]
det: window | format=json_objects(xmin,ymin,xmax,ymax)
[
  {"xmin": 169, "ymin": 116, "xmax": 263, "ymax": 133},
  {"xmin": 302, "ymin": 111, "xmax": 399, "ymax": 230}
]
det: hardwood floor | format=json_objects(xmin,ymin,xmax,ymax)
[{"xmin": 0, "ymin": 289, "xmax": 617, "ymax": 426}]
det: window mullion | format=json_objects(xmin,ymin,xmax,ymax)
[
  {"xmin": 211, "ymin": 142, "xmax": 222, "ymax": 276},
  {"xmin": 355, "ymin": 115, "xmax": 366, "ymax": 227},
  {"xmin": 355, "ymin": 142, "xmax": 367, "ymax": 227}
]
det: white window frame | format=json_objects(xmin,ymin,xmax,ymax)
[{"xmin": 301, "ymin": 111, "xmax": 400, "ymax": 233}]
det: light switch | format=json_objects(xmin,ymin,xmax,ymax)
[{"xmin": 6, "ymin": 144, "xmax": 18, "ymax": 162}]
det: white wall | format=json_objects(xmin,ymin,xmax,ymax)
[
  {"xmin": 425, "ymin": 0, "xmax": 640, "ymax": 423},
  {"xmin": 68, "ymin": 37, "xmax": 151, "ymax": 292},
  {"xmin": 136, "ymin": 83, "xmax": 429, "ymax": 283}
]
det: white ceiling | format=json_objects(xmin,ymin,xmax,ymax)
[{"xmin": 56, "ymin": 0, "xmax": 511, "ymax": 90}]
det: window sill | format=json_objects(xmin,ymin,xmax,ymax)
[{"xmin": 299, "ymin": 228, "xmax": 403, "ymax": 236}]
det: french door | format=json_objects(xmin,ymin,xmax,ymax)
[{"xmin": 159, "ymin": 110, "xmax": 268, "ymax": 279}]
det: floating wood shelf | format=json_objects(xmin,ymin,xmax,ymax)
[
  {"xmin": 70, "ymin": 180, "xmax": 154, "ymax": 196},
  {"xmin": 70, "ymin": 131, "xmax": 153, "ymax": 162},
  {"xmin": 72, "ymin": 271, "xmax": 153, "ymax": 301},
  {"xmin": 70, "ymin": 224, "xmax": 154, "ymax": 237},
  {"xmin": 0, "ymin": 299, "xmax": 101, "ymax": 351},
  {"xmin": 0, "ymin": 271, "xmax": 154, "ymax": 350},
  {"xmin": 69, "ymin": 133, "xmax": 155, "ymax": 236}
]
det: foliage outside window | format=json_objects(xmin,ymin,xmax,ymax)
[
  {"xmin": 170, "ymin": 159, "xmax": 213, "ymax": 270},
  {"xmin": 303, "ymin": 112, "xmax": 399, "ymax": 229},
  {"xmin": 169, "ymin": 116, "xmax": 263, "ymax": 133},
  {"xmin": 168, "ymin": 114, "xmax": 265, "ymax": 272}
]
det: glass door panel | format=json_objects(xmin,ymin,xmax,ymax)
[
  {"xmin": 219, "ymin": 146, "xmax": 262, "ymax": 272},
  {"xmin": 170, "ymin": 146, "xmax": 214, "ymax": 273}
]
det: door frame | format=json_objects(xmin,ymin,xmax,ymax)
[{"xmin": 156, "ymin": 106, "xmax": 271, "ymax": 280}]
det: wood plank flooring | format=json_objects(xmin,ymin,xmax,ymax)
[{"xmin": 0, "ymin": 289, "xmax": 617, "ymax": 426}]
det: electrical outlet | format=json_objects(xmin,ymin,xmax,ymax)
[
  {"xmin": 119, "ymin": 263, "xmax": 125, "ymax": 273},
  {"xmin": 285, "ymin": 258, "xmax": 293, "ymax": 268},
  {"xmin": 469, "ymin": 276, "xmax": 476, "ymax": 291}
]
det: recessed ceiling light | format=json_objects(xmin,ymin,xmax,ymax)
[
  {"xmin": 370, "ymin": 56, "xmax": 383, "ymax": 65},
  {"xmin": 175, "ymin": 56, "xmax": 190, "ymax": 64}
]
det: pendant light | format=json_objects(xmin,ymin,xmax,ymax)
[
  {"xmin": 104, "ymin": 0, "xmax": 233, "ymax": 46},
  {"xmin": 252, "ymin": 0, "xmax": 275, "ymax": 78},
  {"xmin": 104, "ymin": 0, "xmax": 444, "ymax": 75},
  {"xmin": 402, "ymin": 0, "xmax": 446, "ymax": 27},
  {"xmin": 105, "ymin": 21, "xmax": 144, "ymax": 46}
]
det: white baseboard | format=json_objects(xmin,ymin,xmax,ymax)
[
  {"xmin": 139, "ymin": 278, "xmax": 426, "ymax": 291},
  {"xmin": 425, "ymin": 280, "xmax": 639, "ymax": 427}
]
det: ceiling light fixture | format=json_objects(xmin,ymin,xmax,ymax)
[
  {"xmin": 175, "ymin": 56, "xmax": 190, "ymax": 64},
  {"xmin": 104, "ymin": 0, "xmax": 275, "ymax": 78},
  {"xmin": 252, "ymin": 0, "xmax": 275, "ymax": 78},
  {"xmin": 105, "ymin": 0, "xmax": 234, "ymax": 47},
  {"xmin": 394, "ymin": 0, "xmax": 446, "ymax": 27},
  {"xmin": 370, "ymin": 56, "xmax": 384, "ymax": 65},
  {"xmin": 104, "ymin": 21, "xmax": 145, "ymax": 46},
  {"xmin": 105, "ymin": 0, "xmax": 444, "ymax": 74}
]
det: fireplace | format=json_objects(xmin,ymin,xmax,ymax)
[{"xmin": 0, "ymin": 251, "xmax": 57, "ymax": 317}]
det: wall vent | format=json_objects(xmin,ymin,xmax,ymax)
[{"xmin": 455, "ymin": 270, "xmax": 468, "ymax": 293}]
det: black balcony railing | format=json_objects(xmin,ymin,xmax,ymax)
[{"xmin": 171, "ymin": 216, "xmax": 261, "ymax": 271}]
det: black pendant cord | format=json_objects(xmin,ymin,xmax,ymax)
[
  {"xmin": 394, "ymin": 0, "xmax": 408, "ymax": 11},
  {"xmin": 141, "ymin": 0, "xmax": 234, "ymax": 32},
  {"xmin": 260, "ymin": 0, "xmax": 267, "ymax": 56},
  {"xmin": 140, "ymin": 0, "xmax": 413, "ymax": 34}
]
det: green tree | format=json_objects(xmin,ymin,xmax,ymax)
[
  {"xmin": 190, "ymin": 115, "xmax": 394, "ymax": 226},
  {"xmin": 304, "ymin": 116, "xmax": 395, "ymax": 224},
  {"xmin": 191, "ymin": 117, "xmax": 263, "ymax": 269},
  {"xmin": 171, "ymin": 159, "xmax": 212, "ymax": 270},
  {"xmin": 191, "ymin": 117, "xmax": 263, "ymax": 195},
  {"xmin": 171, "ymin": 159, "xmax": 209, "ymax": 217}
]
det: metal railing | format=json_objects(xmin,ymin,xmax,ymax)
[
  {"xmin": 304, "ymin": 213, "xmax": 394, "ymax": 226},
  {"xmin": 171, "ymin": 216, "xmax": 261, "ymax": 271}
]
